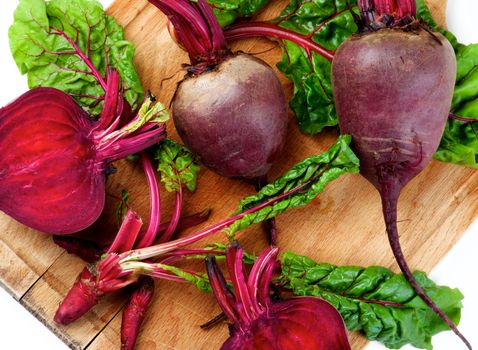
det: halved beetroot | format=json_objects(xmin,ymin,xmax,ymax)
[
  {"xmin": 206, "ymin": 244, "xmax": 351, "ymax": 350},
  {"xmin": 0, "ymin": 69, "xmax": 167, "ymax": 234}
]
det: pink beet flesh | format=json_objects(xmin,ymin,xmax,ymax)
[{"xmin": 0, "ymin": 88, "xmax": 105, "ymax": 234}]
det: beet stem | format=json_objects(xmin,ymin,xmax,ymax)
[
  {"xmin": 224, "ymin": 22, "xmax": 335, "ymax": 62},
  {"xmin": 449, "ymin": 113, "xmax": 478, "ymax": 123},
  {"xmin": 135, "ymin": 153, "xmax": 162, "ymax": 248},
  {"xmin": 200, "ymin": 312, "xmax": 227, "ymax": 329},
  {"xmin": 381, "ymin": 181, "xmax": 472, "ymax": 350},
  {"xmin": 157, "ymin": 185, "xmax": 183, "ymax": 244},
  {"xmin": 107, "ymin": 209, "xmax": 143, "ymax": 253},
  {"xmin": 147, "ymin": 0, "xmax": 228, "ymax": 65},
  {"xmin": 206, "ymin": 255, "xmax": 241, "ymax": 324},
  {"xmin": 256, "ymin": 177, "xmax": 278, "ymax": 245},
  {"xmin": 121, "ymin": 171, "xmax": 318, "ymax": 262}
]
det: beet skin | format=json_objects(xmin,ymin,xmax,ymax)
[
  {"xmin": 173, "ymin": 54, "xmax": 288, "ymax": 179},
  {"xmin": 333, "ymin": 27, "xmax": 456, "ymax": 189}
]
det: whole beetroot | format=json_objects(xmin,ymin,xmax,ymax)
[
  {"xmin": 148, "ymin": 0, "xmax": 288, "ymax": 179},
  {"xmin": 332, "ymin": 0, "xmax": 470, "ymax": 348}
]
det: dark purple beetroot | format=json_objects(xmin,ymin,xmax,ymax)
[
  {"xmin": 332, "ymin": 1, "xmax": 470, "ymax": 347},
  {"xmin": 173, "ymin": 54, "xmax": 288, "ymax": 178},
  {"xmin": 333, "ymin": 27, "xmax": 456, "ymax": 189},
  {"xmin": 148, "ymin": 0, "xmax": 288, "ymax": 179}
]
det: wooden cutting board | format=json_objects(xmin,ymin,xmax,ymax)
[{"xmin": 1, "ymin": 0, "xmax": 476, "ymax": 349}]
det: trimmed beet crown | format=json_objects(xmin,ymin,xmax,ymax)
[{"xmin": 206, "ymin": 244, "xmax": 351, "ymax": 350}]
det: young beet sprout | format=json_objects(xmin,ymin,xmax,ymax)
[
  {"xmin": 0, "ymin": 24, "xmax": 168, "ymax": 235},
  {"xmin": 206, "ymin": 244, "xmax": 351, "ymax": 349}
]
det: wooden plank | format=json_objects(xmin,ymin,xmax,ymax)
[{"xmin": 3, "ymin": 0, "xmax": 474, "ymax": 349}]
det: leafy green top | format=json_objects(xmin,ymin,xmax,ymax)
[
  {"xmin": 154, "ymin": 139, "xmax": 201, "ymax": 192},
  {"xmin": 280, "ymin": 252, "xmax": 464, "ymax": 350},
  {"xmin": 9, "ymin": 0, "xmax": 144, "ymax": 115}
]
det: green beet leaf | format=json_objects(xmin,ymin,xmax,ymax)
[
  {"xmin": 275, "ymin": 0, "xmax": 359, "ymax": 134},
  {"xmin": 9, "ymin": 0, "xmax": 144, "ymax": 115},
  {"xmin": 154, "ymin": 139, "xmax": 201, "ymax": 193},
  {"xmin": 209, "ymin": 0, "xmax": 271, "ymax": 27},
  {"xmin": 227, "ymin": 134, "xmax": 359, "ymax": 235},
  {"xmin": 280, "ymin": 252, "xmax": 464, "ymax": 349},
  {"xmin": 415, "ymin": 0, "xmax": 478, "ymax": 167}
]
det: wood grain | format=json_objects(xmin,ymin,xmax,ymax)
[{"xmin": 2, "ymin": 0, "xmax": 474, "ymax": 349}]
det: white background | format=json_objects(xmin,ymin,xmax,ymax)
[{"xmin": 0, "ymin": 0, "xmax": 477, "ymax": 349}]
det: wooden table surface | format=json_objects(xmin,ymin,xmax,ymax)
[{"xmin": 2, "ymin": 0, "xmax": 477, "ymax": 349}]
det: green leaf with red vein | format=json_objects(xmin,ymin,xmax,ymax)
[{"xmin": 9, "ymin": 0, "xmax": 144, "ymax": 115}]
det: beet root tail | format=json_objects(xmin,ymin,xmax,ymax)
[
  {"xmin": 380, "ymin": 182, "xmax": 472, "ymax": 350},
  {"xmin": 54, "ymin": 267, "xmax": 102, "ymax": 325},
  {"xmin": 121, "ymin": 276, "xmax": 155, "ymax": 350}
]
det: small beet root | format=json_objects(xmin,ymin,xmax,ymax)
[
  {"xmin": 206, "ymin": 244, "xmax": 351, "ymax": 350},
  {"xmin": 173, "ymin": 54, "xmax": 288, "ymax": 179},
  {"xmin": 121, "ymin": 276, "xmax": 155, "ymax": 350},
  {"xmin": 54, "ymin": 267, "xmax": 103, "ymax": 325}
]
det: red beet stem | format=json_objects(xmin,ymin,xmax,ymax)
[
  {"xmin": 121, "ymin": 276, "xmax": 155, "ymax": 350},
  {"xmin": 448, "ymin": 113, "xmax": 478, "ymax": 123},
  {"xmin": 224, "ymin": 22, "xmax": 335, "ymax": 62},
  {"xmin": 256, "ymin": 177, "xmax": 278, "ymax": 245},
  {"xmin": 52, "ymin": 236, "xmax": 103, "ymax": 263},
  {"xmin": 107, "ymin": 209, "xmax": 143, "ymax": 253},
  {"xmin": 147, "ymin": 0, "xmax": 229, "ymax": 66},
  {"xmin": 94, "ymin": 69, "xmax": 121, "ymax": 131},
  {"xmin": 120, "ymin": 170, "xmax": 320, "ymax": 262},
  {"xmin": 206, "ymin": 255, "xmax": 241, "ymax": 325},
  {"xmin": 156, "ymin": 186, "xmax": 183, "ymax": 244},
  {"xmin": 155, "ymin": 208, "xmax": 211, "ymax": 239},
  {"xmin": 54, "ymin": 267, "xmax": 102, "ymax": 325},
  {"xmin": 135, "ymin": 153, "xmax": 162, "ymax": 248},
  {"xmin": 380, "ymin": 179, "xmax": 472, "ymax": 350}
]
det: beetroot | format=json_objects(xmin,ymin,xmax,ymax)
[
  {"xmin": 0, "ymin": 70, "xmax": 167, "ymax": 234},
  {"xmin": 206, "ymin": 244, "xmax": 351, "ymax": 350},
  {"xmin": 332, "ymin": 1, "xmax": 470, "ymax": 347},
  {"xmin": 148, "ymin": 0, "xmax": 288, "ymax": 179}
]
